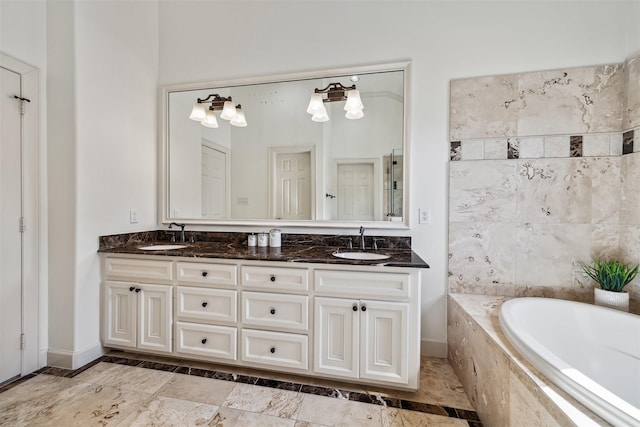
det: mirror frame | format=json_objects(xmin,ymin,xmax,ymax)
[{"xmin": 160, "ymin": 61, "xmax": 411, "ymax": 229}]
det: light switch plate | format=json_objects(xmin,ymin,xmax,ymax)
[
  {"xmin": 418, "ymin": 208, "xmax": 430, "ymax": 224},
  {"xmin": 129, "ymin": 209, "xmax": 138, "ymax": 224}
]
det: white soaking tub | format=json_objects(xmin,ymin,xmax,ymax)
[{"xmin": 499, "ymin": 297, "xmax": 640, "ymax": 427}]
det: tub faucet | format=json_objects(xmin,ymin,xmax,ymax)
[
  {"xmin": 359, "ymin": 226, "xmax": 366, "ymax": 250},
  {"xmin": 169, "ymin": 222, "xmax": 186, "ymax": 243}
]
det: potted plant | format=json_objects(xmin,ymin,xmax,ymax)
[{"xmin": 580, "ymin": 258, "xmax": 639, "ymax": 312}]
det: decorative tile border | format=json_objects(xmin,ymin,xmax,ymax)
[
  {"xmin": 1, "ymin": 354, "xmax": 483, "ymax": 425},
  {"xmin": 450, "ymin": 129, "xmax": 637, "ymax": 161}
]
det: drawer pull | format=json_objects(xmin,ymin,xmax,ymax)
[
  {"xmin": 201, "ymin": 338, "xmax": 207, "ymax": 344},
  {"xmin": 270, "ymin": 275, "xmax": 276, "ymax": 282},
  {"xmin": 129, "ymin": 286, "xmax": 135, "ymax": 292},
  {"xmin": 361, "ymin": 304, "xmax": 367, "ymax": 312},
  {"xmin": 202, "ymin": 271, "xmax": 208, "ymax": 277},
  {"xmin": 135, "ymin": 288, "xmax": 141, "ymax": 293},
  {"xmin": 352, "ymin": 304, "xmax": 358, "ymax": 312},
  {"xmin": 270, "ymin": 308, "xmax": 276, "ymax": 315},
  {"xmin": 202, "ymin": 301, "xmax": 208, "ymax": 308},
  {"xmin": 270, "ymin": 347, "xmax": 276, "ymax": 354}
]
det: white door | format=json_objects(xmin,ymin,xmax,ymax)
[
  {"xmin": 337, "ymin": 163, "xmax": 374, "ymax": 221},
  {"xmin": 360, "ymin": 300, "xmax": 409, "ymax": 384},
  {"xmin": 201, "ymin": 144, "xmax": 228, "ymax": 218},
  {"xmin": 274, "ymin": 151, "xmax": 311, "ymax": 220},
  {"xmin": 0, "ymin": 67, "xmax": 23, "ymax": 385},
  {"xmin": 103, "ymin": 281, "xmax": 137, "ymax": 349},
  {"xmin": 314, "ymin": 297, "xmax": 359, "ymax": 379},
  {"xmin": 138, "ymin": 283, "xmax": 173, "ymax": 353}
]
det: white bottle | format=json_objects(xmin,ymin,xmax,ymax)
[{"xmin": 257, "ymin": 232, "xmax": 269, "ymax": 247}]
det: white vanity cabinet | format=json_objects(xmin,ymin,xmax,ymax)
[
  {"xmin": 101, "ymin": 254, "xmax": 422, "ymax": 390},
  {"xmin": 313, "ymin": 269, "xmax": 419, "ymax": 389},
  {"xmin": 102, "ymin": 258, "xmax": 173, "ymax": 353},
  {"xmin": 174, "ymin": 261, "xmax": 239, "ymax": 361}
]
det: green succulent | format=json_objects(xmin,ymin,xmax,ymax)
[{"xmin": 580, "ymin": 259, "xmax": 639, "ymax": 292}]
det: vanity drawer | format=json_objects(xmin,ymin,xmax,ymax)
[
  {"xmin": 104, "ymin": 257, "xmax": 173, "ymax": 282},
  {"xmin": 315, "ymin": 270, "xmax": 411, "ymax": 299},
  {"xmin": 176, "ymin": 286, "xmax": 237, "ymax": 323},
  {"xmin": 241, "ymin": 329, "xmax": 308, "ymax": 370},
  {"xmin": 241, "ymin": 265, "xmax": 309, "ymax": 292},
  {"xmin": 176, "ymin": 261, "xmax": 237, "ymax": 287},
  {"xmin": 242, "ymin": 292, "xmax": 309, "ymax": 332},
  {"xmin": 175, "ymin": 321, "xmax": 237, "ymax": 360}
]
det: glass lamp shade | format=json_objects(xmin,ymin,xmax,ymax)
[
  {"xmin": 230, "ymin": 107, "xmax": 247, "ymax": 127},
  {"xmin": 306, "ymin": 93, "xmax": 325, "ymax": 115},
  {"xmin": 311, "ymin": 111, "xmax": 330, "ymax": 122},
  {"xmin": 345, "ymin": 110, "xmax": 364, "ymax": 120},
  {"xmin": 189, "ymin": 102, "xmax": 206, "ymax": 121},
  {"xmin": 220, "ymin": 101, "xmax": 237, "ymax": 120},
  {"xmin": 201, "ymin": 109, "xmax": 219, "ymax": 128},
  {"xmin": 344, "ymin": 90, "xmax": 364, "ymax": 113}
]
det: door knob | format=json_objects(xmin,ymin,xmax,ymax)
[
  {"xmin": 270, "ymin": 347, "xmax": 276, "ymax": 354},
  {"xmin": 201, "ymin": 338, "xmax": 207, "ymax": 344},
  {"xmin": 361, "ymin": 305, "xmax": 367, "ymax": 311},
  {"xmin": 202, "ymin": 271, "xmax": 208, "ymax": 277},
  {"xmin": 270, "ymin": 275, "xmax": 276, "ymax": 282},
  {"xmin": 270, "ymin": 308, "xmax": 276, "ymax": 315},
  {"xmin": 202, "ymin": 301, "xmax": 208, "ymax": 307},
  {"xmin": 352, "ymin": 304, "xmax": 358, "ymax": 312}
]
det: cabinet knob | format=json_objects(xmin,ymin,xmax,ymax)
[
  {"xmin": 202, "ymin": 301, "xmax": 208, "ymax": 308},
  {"xmin": 361, "ymin": 304, "xmax": 367, "ymax": 312},
  {"xmin": 202, "ymin": 271, "xmax": 208, "ymax": 277},
  {"xmin": 352, "ymin": 304, "xmax": 358, "ymax": 312},
  {"xmin": 270, "ymin": 275, "xmax": 276, "ymax": 282},
  {"xmin": 135, "ymin": 288, "xmax": 141, "ymax": 293},
  {"xmin": 129, "ymin": 286, "xmax": 135, "ymax": 292},
  {"xmin": 201, "ymin": 338, "xmax": 207, "ymax": 344},
  {"xmin": 270, "ymin": 308, "xmax": 276, "ymax": 315},
  {"xmin": 270, "ymin": 347, "xmax": 276, "ymax": 354}
]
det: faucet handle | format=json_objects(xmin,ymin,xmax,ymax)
[
  {"xmin": 339, "ymin": 237, "xmax": 353, "ymax": 249},
  {"xmin": 372, "ymin": 238, "xmax": 385, "ymax": 251}
]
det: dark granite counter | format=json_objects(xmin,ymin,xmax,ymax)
[{"xmin": 98, "ymin": 231, "xmax": 429, "ymax": 269}]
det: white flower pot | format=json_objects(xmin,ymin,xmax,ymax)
[{"xmin": 594, "ymin": 287, "xmax": 629, "ymax": 312}]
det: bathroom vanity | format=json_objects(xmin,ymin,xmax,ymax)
[{"xmin": 99, "ymin": 236, "xmax": 427, "ymax": 390}]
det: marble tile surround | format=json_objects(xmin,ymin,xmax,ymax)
[
  {"xmin": 447, "ymin": 294, "xmax": 610, "ymax": 427},
  {"xmin": 0, "ymin": 354, "xmax": 482, "ymax": 427},
  {"xmin": 450, "ymin": 62, "xmax": 628, "ymax": 141},
  {"xmin": 448, "ymin": 154, "xmax": 640, "ymax": 313},
  {"xmin": 448, "ymin": 55, "xmax": 640, "ymax": 312}
]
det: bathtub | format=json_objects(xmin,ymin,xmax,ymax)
[{"xmin": 499, "ymin": 297, "xmax": 640, "ymax": 427}]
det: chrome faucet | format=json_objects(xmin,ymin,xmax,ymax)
[
  {"xmin": 169, "ymin": 222, "xmax": 186, "ymax": 243},
  {"xmin": 359, "ymin": 226, "xmax": 366, "ymax": 250}
]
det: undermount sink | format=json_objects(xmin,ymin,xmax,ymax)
[
  {"xmin": 138, "ymin": 244, "xmax": 188, "ymax": 251},
  {"xmin": 332, "ymin": 251, "xmax": 390, "ymax": 261}
]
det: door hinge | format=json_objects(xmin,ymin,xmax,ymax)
[
  {"xmin": 20, "ymin": 333, "xmax": 25, "ymax": 350},
  {"xmin": 19, "ymin": 217, "xmax": 26, "ymax": 233}
]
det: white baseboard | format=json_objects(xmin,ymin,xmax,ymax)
[
  {"xmin": 47, "ymin": 342, "xmax": 105, "ymax": 370},
  {"xmin": 421, "ymin": 339, "xmax": 447, "ymax": 358}
]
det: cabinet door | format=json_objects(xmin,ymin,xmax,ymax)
[
  {"xmin": 138, "ymin": 283, "xmax": 173, "ymax": 353},
  {"xmin": 313, "ymin": 297, "xmax": 359, "ymax": 379},
  {"xmin": 103, "ymin": 281, "xmax": 137, "ymax": 349},
  {"xmin": 359, "ymin": 300, "xmax": 409, "ymax": 384}
]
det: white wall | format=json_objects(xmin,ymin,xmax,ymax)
[
  {"xmin": 46, "ymin": 0, "xmax": 159, "ymax": 367},
  {"xmin": 158, "ymin": 0, "xmax": 638, "ymax": 355}
]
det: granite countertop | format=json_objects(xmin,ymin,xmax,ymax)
[{"xmin": 98, "ymin": 240, "xmax": 429, "ymax": 269}]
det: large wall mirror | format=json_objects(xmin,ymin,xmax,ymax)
[{"xmin": 161, "ymin": 62, "xmax": 409, "ymax": 228}]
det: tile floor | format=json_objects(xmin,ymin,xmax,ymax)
[{"xmin": 0, "ymin": 352, "xmax": 481, "ymax": 426}]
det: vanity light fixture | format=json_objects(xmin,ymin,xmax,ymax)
[
  {"xmin": 307, "ymin": 82, "xmax": 364, "ymax": 122},
  {"xmin": 189, "ymin": 94, "xmax": 247, "ymax": 127}
]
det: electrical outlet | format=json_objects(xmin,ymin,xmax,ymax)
[
  {"xmin": 418, "ymin": 208, "xmax": 430, "ymax": 224},
  {"xmin": 129, "ymin": 209, "xmax": 138, "ymax": 224}
]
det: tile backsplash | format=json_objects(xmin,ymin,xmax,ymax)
[{"xmin": 448, "ymin": 54, "xmax": 640, "ymax": 312}]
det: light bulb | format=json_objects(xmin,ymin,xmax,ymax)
[
  {"xmin": 345, "ymin": 110, "xmax": 364, "ymax": 120},
  {"xmin": 230, "ymin": 106, "xmax": 247, "ymax": 127},
  {"xmin": 344, "ymin": 89, "xmax": 364, "ymax": 113},
  {"xmin": 306, "ymin": 93, "xmax": 325, "ymax": 115},
  {"xmin": 220, "ymin": 101, "xmax": 236, "ymax": 120},
  {"xmin": 189, "ymin": 102, "xmax": 206, "ymax": 121},
  {"xmin": 201, "ymin": 109, "xmax": 219, "ymax": 128}
]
